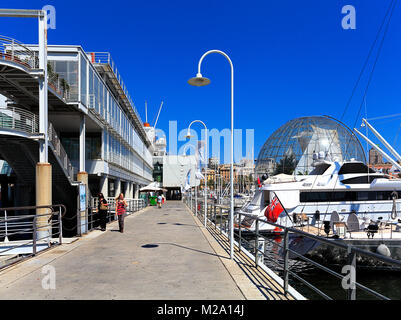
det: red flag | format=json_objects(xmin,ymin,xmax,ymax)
[
  {"xmin": 264, "ymin": 197, "xmax": 284, "ymax": 223},
  {"xmin": 257, "ymin": 177, "xmax": 262, "ymax": 188}
]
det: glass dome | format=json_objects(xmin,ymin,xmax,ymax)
[{"xmin": 255, "ymin": 116, "xmax": 366, "ymax": 176}]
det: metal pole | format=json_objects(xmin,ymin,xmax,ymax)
[
  {"xmin": 4, "ymin": 210, "xmax": 8, "ymax": 243},
  {"xmin": 204, "ymin": 127, "xmax": 207, "ymax": 227},
  {"xmin": 33, "ymin": 216, "xmax": 37, "ymax": 256},
  {"xmin": 59, "ymin": 207, "xmax": 63, "ymax": 245},
  {"xmin": 283, "ymin": 229, "xmax": 289, "ymax": 295},
  {"xmin": 38, "ymin": 11, "xmax": 48, "ymax": 163},
  {"xmin": 238, "ymin": 211, "xmax": 242, "ymax": 253},
  {"xmin": 197, "ymin": 50, "xmax": 234, "ymax": 259},
  {"xmin": 255, "ymin": 219, "xmax": 259, "ymax": 267}
]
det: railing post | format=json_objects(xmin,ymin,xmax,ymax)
[
  {"xmin": 283, "ymin": 229, "xmax": 289, "ymax": 295},
  {"xmin": 238, "ymin": 211, "xmax": 242, "ymax": 253},
  {"xmin": 213, "ymin": 204, "xmax": 216, "ymax": 225},
  {"xmin": 255, "ymin": 219, "xmax": 259, "ymax": 267},
  {"xmin": 347, "ymin": 246, "xmax": 356, "ymax": 300},
  {"xmin": 33, "ymin": 216, "xmax": 37, "ymax": 256},
  {"xmin": 220, "ymin": 207, "xmax": 223, "ymax": 234},
  {"xmin": 58, "ymin": 207, "xmax": 63, "ymax": 245},
  {"xmin": 3, "ymin": 210, "xmax": 9, "ymax": 243}
]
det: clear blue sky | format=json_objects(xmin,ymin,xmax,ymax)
[{"xmin": 1, "ymin": 0, "xmax": 401, "ymax": 163}]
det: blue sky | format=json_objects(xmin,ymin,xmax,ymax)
[{"xmin": 1, "ymin": 0, "xmax": 401, "ymax": 163}]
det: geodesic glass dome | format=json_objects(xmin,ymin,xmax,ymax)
[{"xmin": 255, "ymin": 116, "xmax": 366, "ymax": 177}]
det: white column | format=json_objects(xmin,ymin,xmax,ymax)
[
  {"xmin": 38, "ymin": 12, "xmax": 48, "ymax": 163},
  {"xmin": 100, "ymin": 176, "xmax": 108, "ymax": 197},
  {"xmin": 115, "ymin": 179, "xmax": 121, "ymax": 197},
  {"xmin": 79, "ymin": 114, "xmax": 86, "ymax": 172}
]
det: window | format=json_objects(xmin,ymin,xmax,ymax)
[
  {"xmin": 300, "ymin": 190, "xmax": 400, "ymax": 202},
  {"xmin": 338, "ymin": 163, "xmax": 376, "ymax": 174},
  {"xmin": 80, "ymin": 55, "xmax": 87, "ymax": 105},
  {"xmin": 309, "ymin": 163, "xmax": 330, "ymax": 175},
  {"xmin": 341, "ymin": 175, "xmax": 386, "ymax": 184}
]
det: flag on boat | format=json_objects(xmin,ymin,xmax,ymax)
[
  {"xmin": 264, "ymin": 196, "xmax": 284, "ymax": 223},
  {"xmin": 257, "ymin": 177, "xmax": 261, "ymax": 189}
]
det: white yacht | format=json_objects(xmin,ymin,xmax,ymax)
[{"xmin": 236, "ymin": 152, "xmax": 401, "ymax": 234}]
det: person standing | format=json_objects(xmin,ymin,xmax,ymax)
[
  {"xmin": 115, "ymin": 193, "xmax": 127, "ymax": 233},
  {"xmin": 97, "ymin": 193, "xmax": 108, "ymax": 231}
]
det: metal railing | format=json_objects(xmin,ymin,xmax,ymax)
[
  {"xmin": 0, "ymin": 35, "xmax": 37, "ymax": 69},
  {"xmin": 88, "ymin": 52, "xmax": 143, "ymax": 125},
  {"xmin": 0, "ymin": 204, "xmax": 66, "ymax": 270},
  {"xmin": 0, "ymin": 106, "xmax": 39, "ymax": 134},
  {"xmin": 183, "ymin": 196, "xmax": 401, "ymax": 300},
  {"xmin": 87, "ymin": 197, "xmax": 147, "ymax": 232},
  {"xmin": 47, "ymin": 71, "xmax": 70, "ymax": 100},
  {"xmin": 48, "ymin": 122, "xmax": 75, "ymax": 180},
  {"xmin": 0, "ymin": 106, "xmax": 75, "ymax": 181}
]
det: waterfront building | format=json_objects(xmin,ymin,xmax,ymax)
[{"xmin": 0, "ymin": 37, "xmax": 154, "ymax": 235}]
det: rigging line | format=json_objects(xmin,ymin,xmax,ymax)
[
  {"xmin": 298, "ymin": 1, "xmax": 397, "ymax": 222},
  {"xmin": 350, "ymin": 0, "xmax": 397, "ymax": 135},
  {"xmin": 324, "ymin": 0, "xmax": 396, "ymax": 160},
  {"xmin": 366, "ymin": 112, "xmax": 401, "ymax": 122},
  {"xmin": 343, "ymin": 0, "xmax": 397, "ymax": 163},
  {"xmin": 322, "ymin": 0, "xmax": 397, "ymax": 219},
  {"xmin": 340, "ymin": 0, "xmax": 395, "ymax": 122}
]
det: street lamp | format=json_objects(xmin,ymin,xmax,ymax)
[
  {"xmin": 186, "ymin": 120, "xmax": 208, "ymax": 227},
  {"xmin": 188, "ymin": 50, "xmax": 234, "ymax": 259}
]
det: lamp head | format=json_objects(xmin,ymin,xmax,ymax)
[
  {"xmin": 188, "ymin": 73, "xmax": 210, "ymax": 87},
  {"xmin": 185, "ymin": 129, "xmax": 193, "ymax": 139}
]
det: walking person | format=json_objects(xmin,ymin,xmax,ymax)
[
  {"xmin": 157, "ymin": 193, "xmax": 162, "ymax": 209},
  {"xmin": 115, "ymin": 193, "xmax": 127, "ymax": 233},
  {"xmin": 97, "ymin": 193, "xmax": 108, "ymax": 231}
]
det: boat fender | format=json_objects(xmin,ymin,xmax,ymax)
[{"xmin": 376, "ymin": 244, "xmax": 391, "ymax": 257}]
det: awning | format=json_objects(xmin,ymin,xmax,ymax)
[{"xmin": 139, "ymin": 182, "xmax": 167, "ymax": 192}]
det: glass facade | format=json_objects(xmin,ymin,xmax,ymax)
[
  {"xmin": 49, "ymin": 60, "xmax": 79, "ymax": 101},
  {"xmin": 60, "ymin": 134, "xmax": 102, "ymax": 161},
  {"xmin": 256, "ymin": 116, "xmax": 366, "ymax": 176},
  {"xmin": 48, "ymin": 47, "xmax": 153, "ymax": 182}
]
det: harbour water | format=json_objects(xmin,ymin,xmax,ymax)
[{"xmin": 239, "ymin": 233, "xmax": 401, "ymax": 300}]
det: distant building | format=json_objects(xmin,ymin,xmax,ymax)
[{"xmin": 369, "ymin": 148, "xmax": 383, "ymax": 165}]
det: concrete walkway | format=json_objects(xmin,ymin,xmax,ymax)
[{"xmin": 0, "ymin": 201, "xmax": 245, "ymax": 300}]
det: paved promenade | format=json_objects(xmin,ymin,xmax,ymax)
[{"xmin": 0, "ymin": 201, "xmax": 245, "ymax": 299}]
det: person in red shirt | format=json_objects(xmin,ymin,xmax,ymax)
[{"xmin": 115, "ymin": 193, "xmax": 127, "ymax": 233}]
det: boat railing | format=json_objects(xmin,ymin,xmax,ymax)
[{"xmin": 183, "ymin": 195, "xmax": 401, "ymax": 300}]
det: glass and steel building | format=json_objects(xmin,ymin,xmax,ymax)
[
  {"xmin": 255, "ymin": 116, "xmax": 366, "ymax": 177},
  {"xmin": 25, "ymin": 45, "xmax": 154, "ymax": 197}
]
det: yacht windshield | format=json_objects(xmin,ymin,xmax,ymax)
[
  {"xmin": 309, "ymin": 163, "xmax": 330, "ymax": 175},
  {"xmin": 338, "ymin": 162, "xmax": 376, "ymax": 174}
]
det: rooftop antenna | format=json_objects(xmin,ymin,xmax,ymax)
[
  {"xmin": 143, "ymin": 101, "xmax": 150, "ymax": 127},
  {"xmin": 145, "ymin": 100, "xmax": 148, "ymax": 123},
  {"xmin": 154, "ymin": 101, "xmax": 164, "ymax": 128}
]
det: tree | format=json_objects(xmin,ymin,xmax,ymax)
[{"xmin": 274, "ymin": 154, "xmax": 296, "ymax": 175}]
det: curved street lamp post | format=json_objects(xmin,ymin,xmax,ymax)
[
  {"xmin": 188, "ymin": 50, "xmax": 234, "ymax": 259},
  {"xmin": 186, "ymin": 120, "xmax": 208, "ymax": 227}
]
